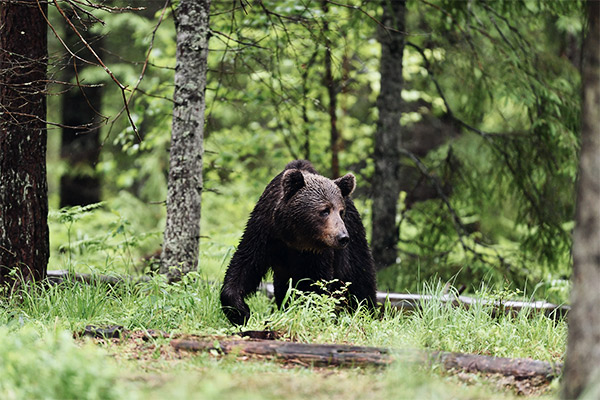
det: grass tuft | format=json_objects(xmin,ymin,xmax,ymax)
[{"xmin": 0, "ymin": 326, "xmax": 125, "ymax": 400}]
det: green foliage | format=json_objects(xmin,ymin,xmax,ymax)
[
  {"xmin": 132, "ymin": 361, "xmax": 527, "ymax": 400},
  {"xmin": 238, "ymin": 279, "xmax": 566, "ymax": 363},
  {"xmin": 48, "ymin": 193, "xmax": 163, "ymax": 275},
  {"xmin": 258, "ymin": 280, "xmax": 381, "ymax": 343},
  {"xmin": 407, "ymin": 283, "xmax": 566, "ymax": 361},
  {"xmin": 45, "ymin": 0, "xmax": 584, "ymax": 302},
  {"xmin": 2, "ymin": 1, "xmax": 579, "ymax": 397},
  {"xmin": 3, "ymin": 272, "xmax": 228, "ymax": 333},
  {"xmin": 0, "ymin": 264, "xmax": 565, "ymax": 398},
  {"xmin": 379, "ymin": 0, "xmax": 583, "ymax": 297},
  {"xmin": 126, "ymin": 272, "xmax": 228, "ymax": 331},
  {"xmin": 0, "ymin": 327, "xmax": 124, "ymax": 400}
]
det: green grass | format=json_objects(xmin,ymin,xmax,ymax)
[
  {"xmin": 4, "ymin": 275, "xmax": 567, "ymax": 360},
  {"xmin": 0, "ymin": 273, "xmax": 565, "ymax": 399},
  {"xmin": 0, "ymin": 327, "xmax": 125, "ymax": 400},
  {"xmin": 32, "ymin": 202, "xmax": 569, "ymax": 398},
  {"xmin": 126, "ymin": 360, "xmax": 531, "ymax": 400}
]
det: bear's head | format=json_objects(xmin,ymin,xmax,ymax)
[{"xmin": 274, "ymin": 169, "xmax": 356, "ymax": 252}]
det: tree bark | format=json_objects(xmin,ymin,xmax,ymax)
[
  {"xmin": 160, "ymin": 0, "xmax": 211, "ymax": 281},
  {"xmin": 371, "ymin": 0, "xmax": 406, "ymax": 270},
  {"xmin": 562, "ymin": 2, "xmax": 600, "ymax": 398},
  {"xmin": 59, "ymin": 13, "xmax": 102, "ymax": 207},
  {"xmin": 0, "ymin": 0, "xmax": 49, "ymax": 288}
]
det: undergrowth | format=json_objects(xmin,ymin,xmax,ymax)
[
  {"xmin": 8, "ymin": 202, "xmax": 565, "ymax": 398},
  {"xmin": 0, "ymin": 272, "xmax": 566, "ymax": 399},
  {"xmin": 0, "ymin": 327, "xmax": 124, "ymax": 400},
  {"xmin": 2, "ymin": 272, "xmax": 568, "ymax": 359}
]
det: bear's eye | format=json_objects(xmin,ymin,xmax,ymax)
[{"xmin": 319, "ymin": 208, "xmax": 330, "ymax": 218}]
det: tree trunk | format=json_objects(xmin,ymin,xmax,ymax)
[
  {"xmin": 371, "ymin": 0, "xmax": 406, "ymax": 270},
  {"xmin": 562, "ymin": 2, "xmax": 600, "ymax": 398},
  {"xmin": 0, "ymin": 0, "xmax": 49, "ymax": 288},
  {"xmin": 321, "ymin": 1, "xmax": 340, "ymax": 178},
  {"xmin": 160, "ymin": 0, "xmax": 211, "ymax": 281},
  {"xmin": 59, "ymin": 14, "xmax": 102, "ymax": 207}
]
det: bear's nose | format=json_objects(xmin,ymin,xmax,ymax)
[{"xmin": 337, "ymin": 234, "xmax": 350, "ymax": 247}]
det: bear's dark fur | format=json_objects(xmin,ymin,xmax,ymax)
[{"xmin": 220, "ymin": 160, "xmax": 377, "ymax": 325}]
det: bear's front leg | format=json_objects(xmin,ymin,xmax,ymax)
[
  {"xmin": 220, "ymin": 285, "xmax": 251, "ymax": 326},
  {"xmin": 220, "ymin": 230, "xmax": 271, "ymax": 325}
]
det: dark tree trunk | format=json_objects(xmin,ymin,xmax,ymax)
[
  {"xmin": 59, "ymin": 14, "xmax": 102, "ymax": 207},
  {"xmin": 321, "ymin": 1, "xmax": 340, "ymax": 178},
  {"xmin": 562, "ymin": 2, "xmax": 600, "ymax": 399},
  {"xmin": 371, "ymin": 0, "xmax": 406, "ymax": 270},
  {"xmin": 301, "ymin": 49, "xmax": 318, "ymax": 161},
  {"xmin": 160, "ymin": 0, "xmax": 211, "ymax": 281},
  {"xmin": 0, "ymin": 0, "xmax": 49, "ymax": 287}
]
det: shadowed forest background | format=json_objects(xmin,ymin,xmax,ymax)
[{"xmin": 46, "ymin": 0, "xmax": 581, "ymax": 305}]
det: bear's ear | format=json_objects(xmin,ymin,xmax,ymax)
[
  {"xmin": 282, "ymin": 169, "xmax": 305, "ymax": 201},
  {"xmin": 334, "ymin": 173, "xmax": 356, "ymax": 197}
]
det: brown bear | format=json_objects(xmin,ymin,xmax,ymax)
[{"xmin": 220, "ymin": 160, "xmax": 377, "ymax": 325}]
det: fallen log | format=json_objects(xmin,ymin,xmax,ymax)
[
  {"xmin": 171, "ymin": 337, "xmax": 563, "ymax": 381},
  {"xmin": 46, "ymin": 270, "xmax": 569, "ymax": 320},
  {"xmin": 171, "ymin": 338, "xmax": 393, "ymax": 367},
  {"xmin": 47, "ymin": 269, "xmax": 150, "ymax": 286},
  {"xmin": 384, "ymin": 292, "xmax": 570, "ymax": 320},
  {"xmin": 259, "ymin": 283, "xmax": 570, "ymax": 320},
  {"xmin": 434, "ymin": 351, "xmax": 562, "ymax": 380}
]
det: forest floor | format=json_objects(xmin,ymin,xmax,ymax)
[
  {"xmin": 74, "ymin": 325, "xmax": 560, "ymax": 399},
  {"xmin": 0, "ymin": 274, "xmax": 566, "ymax": 399},
  {"xmin": 30, "ymin": 191, "xmax": 571, "ymax": 398}
]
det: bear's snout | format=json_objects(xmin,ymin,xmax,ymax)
[
  {"xmin": 336, "ymin": 233, "xmax": 350, "ymax": 248},
  {"xmin": 326, "ymin": 213, "xmax": 350, "ymax": 249}
]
